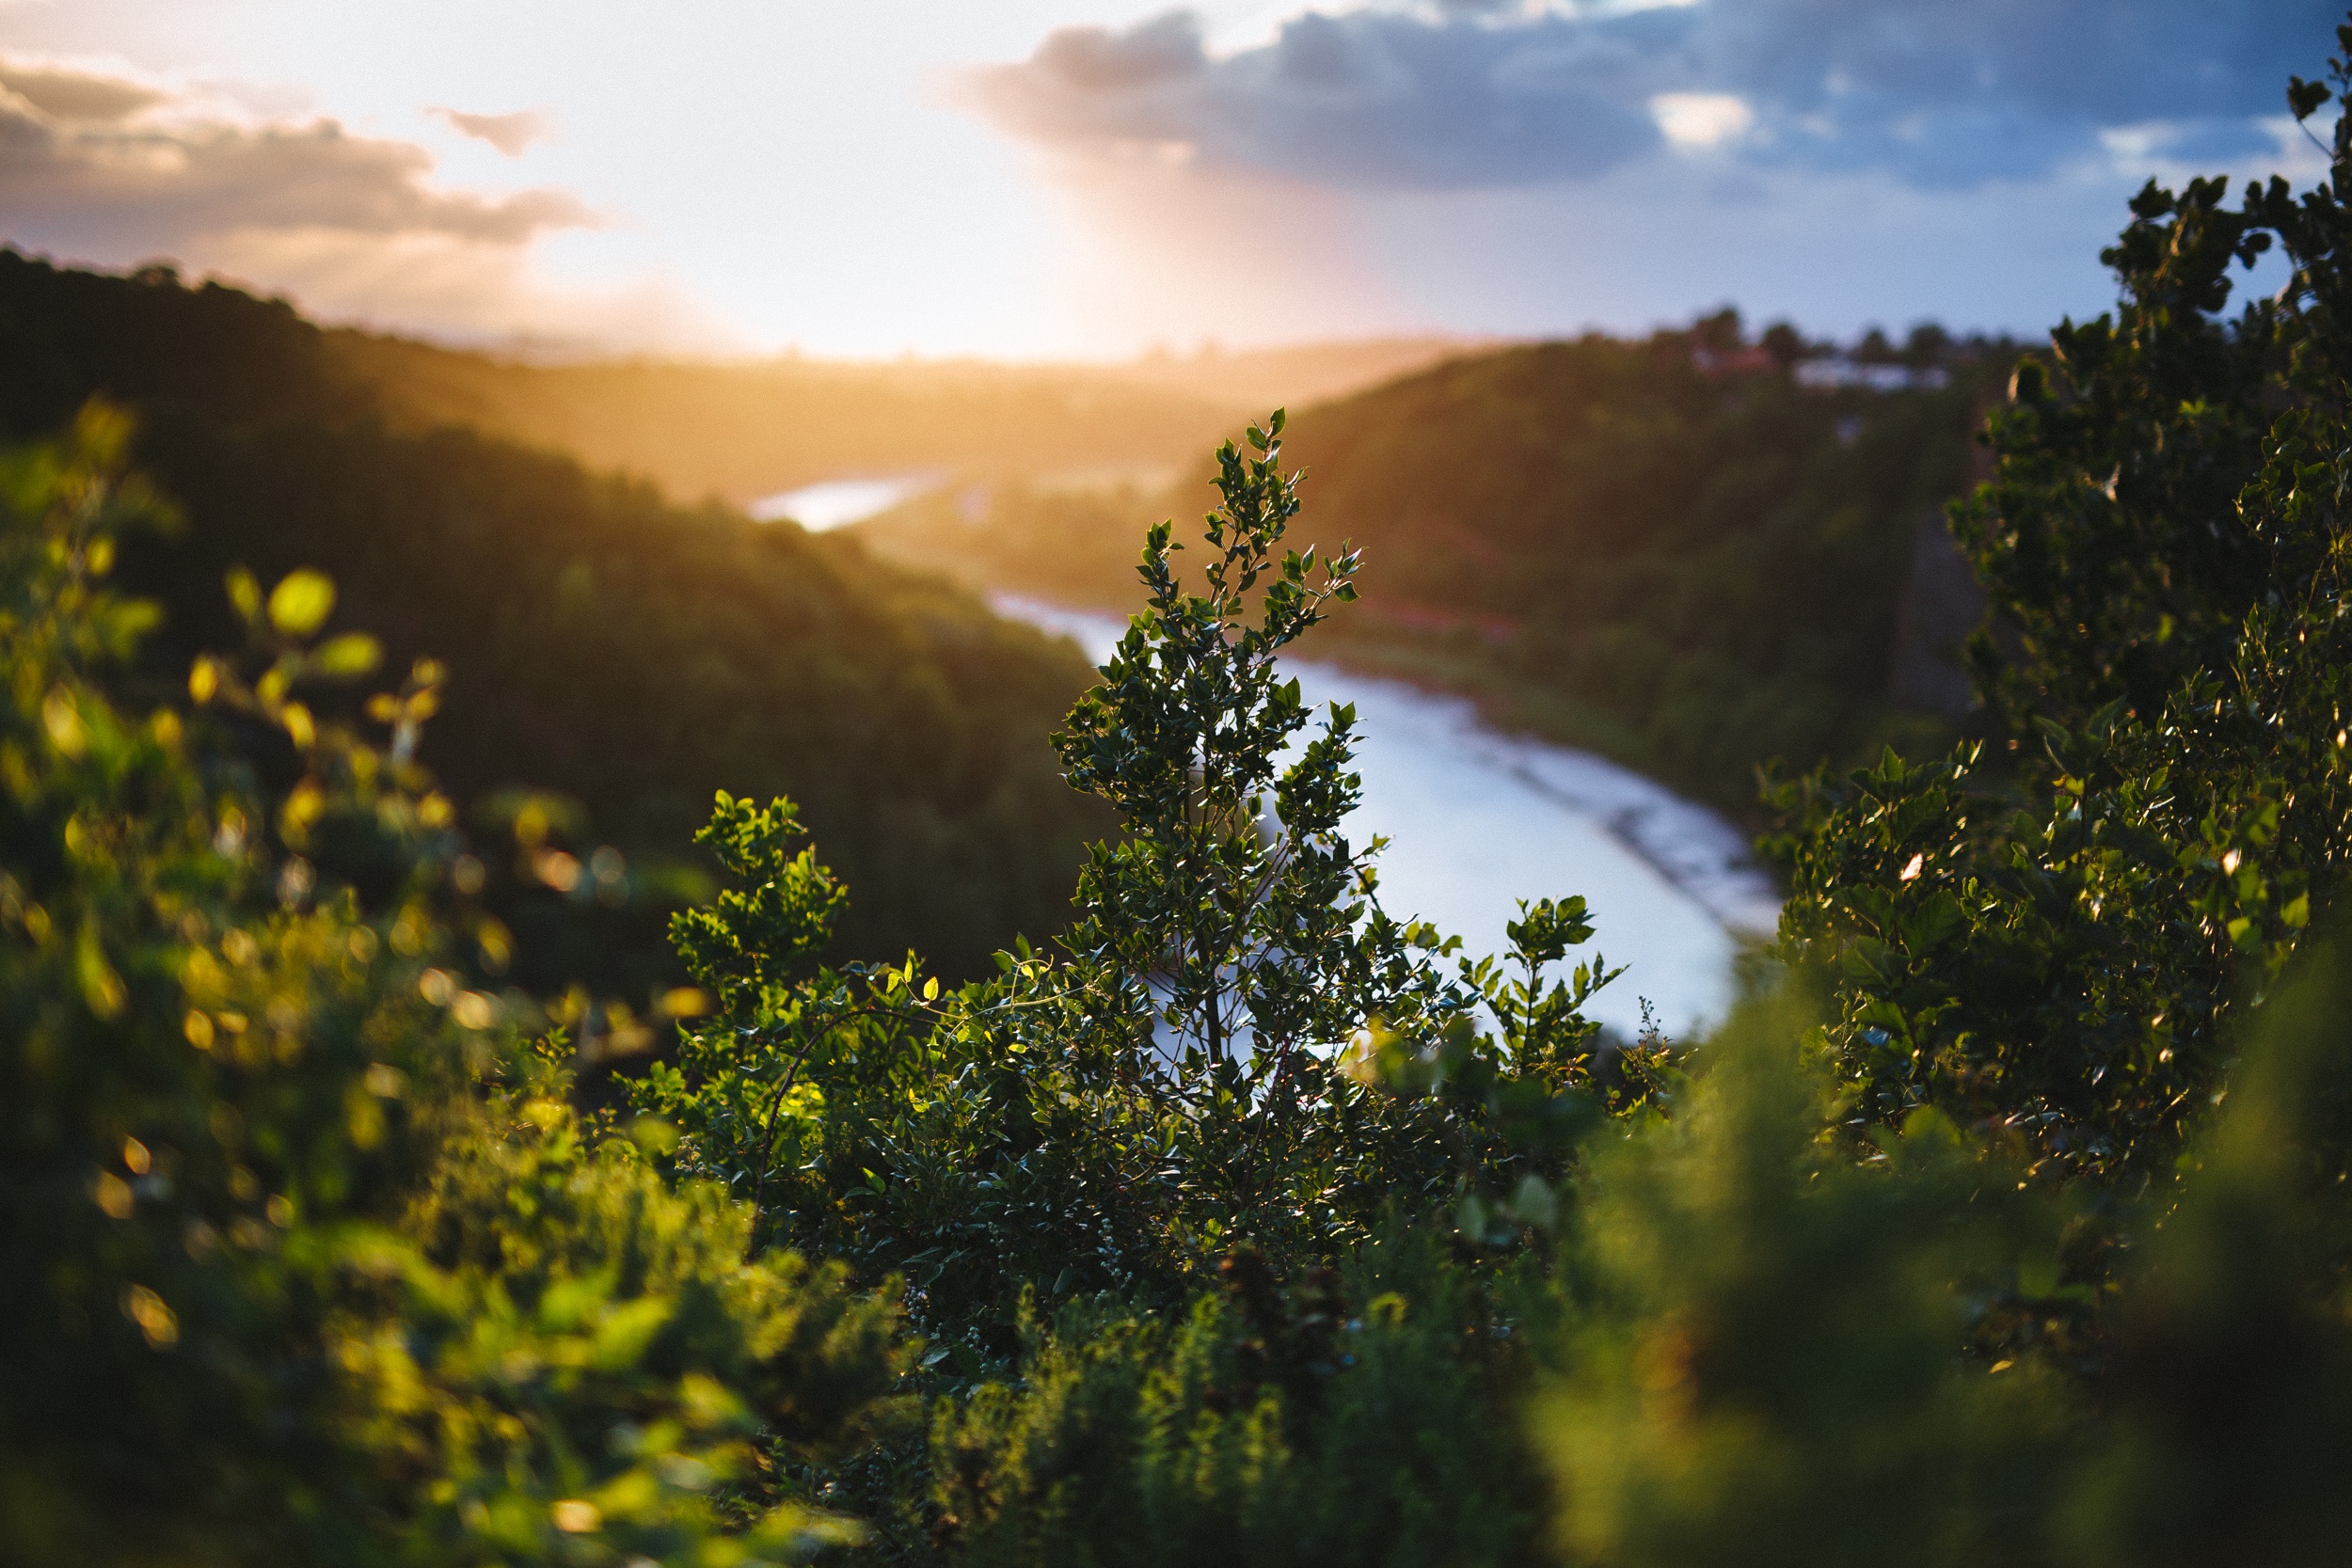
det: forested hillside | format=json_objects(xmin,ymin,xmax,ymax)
[
  {"xmin": 859, "ymin": 320, "xmax": 2013, "ymax": 811},
  {"xmin": 0, "ymin": 250, "xmax": 1112, "ymax": 995}
]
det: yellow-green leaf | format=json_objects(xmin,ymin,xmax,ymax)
[
  {"xmin": 310, "ymin": 632, "xmax": 380, "ymax": 678},
  {"xmin": 267, "ymin": 570, "xmax": 336, "ymax": 638},
  {"xmin": 226, "ymin": 567, "xmax": 261, "ymax": 625},
  {"xmin": 591, "ymin": 1295, "xmax": 674, "ymax": 1371}
]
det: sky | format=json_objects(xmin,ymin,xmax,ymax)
[{"xmin": 0, "ymin": 0, "xmax": 2338, "ymax": 358}]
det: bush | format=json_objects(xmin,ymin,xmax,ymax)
[{"xmin": 0, "ymin": 406, "xmax": 909, "ymax": 1566}]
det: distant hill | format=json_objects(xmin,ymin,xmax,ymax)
[
  {"xmin": 855, "ymin": 317, "xmax": 2016, "ymax": 814},
  {"xmin": 1088, "ymin": 336, "xmax": 1498, "ymax": 413},
  {"xmin": 323, "ymin": 327, "xmax": 1484, "ymax": 511},
  {"xmin": 330, "ymin": 333, "xmax": 1241, "ymax": 507},
  {"xmin": 0, "ymin": 248, "xmax": 1114, "ymax": 995}
]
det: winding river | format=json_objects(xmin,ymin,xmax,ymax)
[
  {"xmin": 993, "ymin": 596, "xmax": 1778, "ymax": 1042},
  {"xmin": 755, "ymin": 474, "xmax": 1780, "ymax": 1039}
]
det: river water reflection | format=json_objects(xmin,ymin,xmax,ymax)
[{"xmin": 993, "ymin": 595, "xmax": 1780, "ymax": 1041}]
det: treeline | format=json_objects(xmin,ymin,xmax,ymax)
[
  {"xmin": 0, "ymin": 251, "xmax": 1113, "ymax": 999},
  {"xmin": 859, "ymin": 317, "xmax": 2014, "ymax": 813}
]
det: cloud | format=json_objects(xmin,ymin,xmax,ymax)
[
  {"xmin": 432, "ymin": 105, "xmax": 549, "ymax": 157},
  {"xmin": 0, "ymin": 58, "xmax": 594, "ymax": 254},
  {"xmin": 0, "ymin": 61, "xmax": 166, "ymax": 122},
  {"xmin": 961, "ymin": 7, "xmax": 1668, "ymax": 188},
  {"xmin": 964, "ymin": 0, "xmax": 2341, "ymax": 192},
  {"xmin": 0, "ymin": 56, "xmax": 657, "ymax": 351}
]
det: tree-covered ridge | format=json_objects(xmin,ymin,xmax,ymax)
[
  {"xmin": 0, "ymin": 250, "xmax": 1114, "ymax": 999},
  {"xmin": 856, "ymin": 318, "xmax": 2013, "ymax": 812}
]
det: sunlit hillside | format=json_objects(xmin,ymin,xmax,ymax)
[{"xmin": 328, "ymin": 327, "xmax": 1485, "ymax": 507}]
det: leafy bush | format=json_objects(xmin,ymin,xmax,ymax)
[
  {"xmin": 1771, "ymin": 32, "xmax": 2352, "ymax": 1179},
  {"xmin": 932, "ymin": 1228, "xmax": 1545, "ymax": 1568},
  {"xmin": 0, "ymin": 405, "xmax": 908, "ymax": 1566},
  {"xmin": 1532, "ymin": 947, "xmax": 2352, "ymax": 1568},
  {"xmin": 1537, "ymin": 992, "xmax": 2068, "ymax": 1568}
]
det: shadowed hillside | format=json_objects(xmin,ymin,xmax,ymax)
[{"xmin": 0, "ymin": 248, "xmax": 1114, "ymax": 997}]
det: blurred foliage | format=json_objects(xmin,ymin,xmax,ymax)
[
  {"xmin": 1770, "ymin": 26, "xmax": 2352, "ymax": 1180},
  {"xmin": 0, "ymin": 248, "xmax": 1114, "ymax": 1008},
  {"xmin": 1539, "ymin": 991, "xmax": 2070, "ymax": 1568},
  {"xmin": 931, "ymin": 1228, "xmax": 1546, "ymax": 1568},
  {"xmin": 0, "ymin": 407, "xmax": 908, "ymax": 1565},
  {"xmin": 1533, "ymin": 942, "xmax": 2352, "ymax": 1568},
  {"xmin": 858, "ymin": 316, "xmax": 2015, "ymax": 814}
]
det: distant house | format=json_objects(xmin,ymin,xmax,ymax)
[
  {"xmin": 1691, "ymin": 344, "xmax": 1779, "ymax": 377},
  {"xmin": 1793, "ymin": 357, "xmax": 1951, "ymax": 392}
]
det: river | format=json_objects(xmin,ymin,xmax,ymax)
[
  {"xmin": 750, "ymin": 474, "xmax": 943, "ymax": 530},
  {"xmin": 992, "ymin": 595, "xmax": 1778, "ymax": 1041},
  {"xmin": 759, "ymin": 473, "xmax": 1779, "ymax": 1038}
]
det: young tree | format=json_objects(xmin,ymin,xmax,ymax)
[{"xmin": 637, "ymin": 415, "xmax": 1620, "ymax": 1347}]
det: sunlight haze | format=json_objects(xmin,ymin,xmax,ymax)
[{"xmin": 0, "ymin": 1, "xmax": 2328, "ymax": 355}]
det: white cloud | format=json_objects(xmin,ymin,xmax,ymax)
[{"xmin": 1650, "ymin": 91, "xmax": 1751, "ymax": 150}]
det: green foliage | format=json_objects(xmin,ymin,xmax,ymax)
[
  {"xmin": 931, "ymin": 1230, "xmax": 1545, "ymax": 1568},
  {"xmin": 0, "ymin": 409, "xmax": 907, "ymax": 1566},
  {"xmin": 635, "ymin": 418, "xmax": 1620, "ymax": 1359},
  {"xmin": 1771, "ymin": 29, "xmax": 2352, "ymax": 1178},
  {"xmin": 384, "ymin": 1087, "xmax": 912, "ymax": 1565},
  {"xmin": 669, "ymin": 793, "xmax": 849, "ymax": 1015},
  {"xmin": 624, "ymin": 416, "xmax": 1645, "ymax": 1568},
  {"xmin": 1539, "ymin": 993, "xmax": 2065, "ymax": 1568},
  {"xmin": 1530, "ymin": 943, "xmax": 2352, "ymax": 1568},
  {"xmin": 2058, "ymin": 935, "xmax": 2352, "ymax": 1566},
  {"xmin": 1058, "ymin": 410, "xmax": 1396, "ymax": 1071}
]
